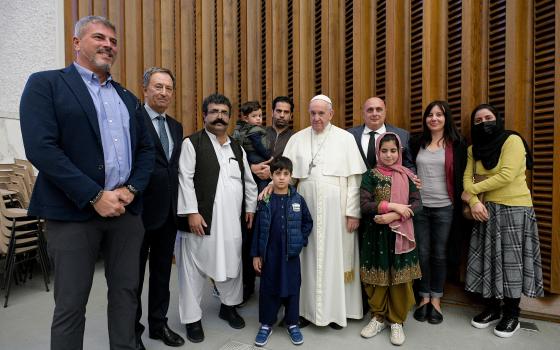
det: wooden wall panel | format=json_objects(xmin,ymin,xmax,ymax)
[
  {"xmin": 461, "ymin": 0, "xmax": 488, "ymax": 140},
  {"xmin": 292, "ymin": 0, "xmax": 314, "ymax": 130},
  {"xmin": 352, "ymin": 0, "xmax": 376, "ymax": 126},
  {"xmin": 123, "ymin": 1, "xmax": 142, "ymax": 96},
  {"xmin": 504, "ymin": 0, "xmax": 533, "ymax": 139},
  {"xmin": 179, "ymin": 0, "xmax": 197, "ymax": 133},
  {"xmin": 422, "ymin": 0, "xmax": 447, "ymax": 107},
  {"xmin": 386, "ymin": 0, "xmax": 410, "ymax": 130},
  {"xmin": 63, "ymin": 0, "xmax": 560, "ymax": 294}
]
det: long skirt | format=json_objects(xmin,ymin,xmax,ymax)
[{"xmin": 465, "ymin": 202, "xmax": 544, "ymax": 299}]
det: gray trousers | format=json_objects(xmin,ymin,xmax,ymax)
[{"xmin": 46, "ymin": 212, "xmax": 144, "ymax": 350}]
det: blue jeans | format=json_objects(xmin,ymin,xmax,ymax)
[{"xmin": 413, "ymin": 205, "xmax": 454, "ymax": 298}]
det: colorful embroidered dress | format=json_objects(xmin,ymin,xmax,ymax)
[{"xmin": 359, "ymin": 168, "xmax": 422, "ymax": 286}]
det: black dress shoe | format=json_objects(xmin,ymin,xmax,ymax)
[
  {"xmin": 219, "ymin": 303, "xmax": 246, "ymax": 329},
  {"xmin": 136, "ymin": 338, "xmax": 146, "ymax": 350},
  {"xmin": 298, "ymin": 316, "xmax": 311, "ymax": 328},
  {"xmin": 328, "ymin": 322, "xmax": 343, "ymax": 330},
  {"xmin": 150, "ymin": 324, "xmax": 185, "ymax": 347},
  {"xmin": 413, "ymin": 303, "xmax": 431, "ymax": 322},
  {"xmin": 427, "ymin": 305, "xmax": 443, "ymax": 324},
  {"xmin": 185, "ymin": 320, "xmax": 205, "ymax": 343}
]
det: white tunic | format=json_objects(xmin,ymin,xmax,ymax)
[
  {"xmin": 283, "ymin": 124, "xmax": 366, "ymax": 327},
  {"xmin": 176, "ymin": 130, "xmax": 257, "ymax": 281}
]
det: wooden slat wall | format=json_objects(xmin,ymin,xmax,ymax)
[
  {"xmin": 65, "ymin": 0, "xmax": 560, "ymax": 293},
  {"xmin": 532, "ymin": 0, "xmax": 557, "ymax": 292},
  {"xmin": 409, "ymin": 0, "xmax": 423, "ymax": 133},
  {"xmin": 447, "ymin": 0, "xmax": 462, "ymax": 129}
]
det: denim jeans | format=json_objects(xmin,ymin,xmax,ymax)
[{"xmin": 413, "ymin": 205, "xmax": 454, "ymax": 298}]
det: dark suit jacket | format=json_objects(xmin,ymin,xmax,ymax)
[
  {"xmin": 141, "ymin": 107, "xmax": 183, "ymax": 230},
  {"xmin": 347, "ymin": 123, "xmax": 415, "ymax": 171},
  {"xmin": 19, "ymin": 64, "xmax": 154, "ymax": 221}
]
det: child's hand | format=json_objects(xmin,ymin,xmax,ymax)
[
  {"xmin": 253, "ymin": 257, "xmax": 262, "ymax": 273},
  {"xmin": 388, "ymin": 203, "xmax": 414, "ymax": 219},
  {"xmin": 374, "ymin": 212, "xmax": 400, "ymax": 225}
]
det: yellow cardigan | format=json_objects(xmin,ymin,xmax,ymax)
[{"xmin": 463, "ymin": 135, "xmax": 533, "ymax": 207}]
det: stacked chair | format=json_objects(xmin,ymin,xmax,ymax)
[{"xmin": 0, "ymin": 159, "xmax": 49, "ymax": 307}]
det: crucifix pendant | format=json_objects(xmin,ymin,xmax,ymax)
[{"xmin": 308, "ymin": 161, "xmax": 316, "ymax": 175}]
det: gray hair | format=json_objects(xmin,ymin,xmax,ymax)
[
  {"xmin": 74, "ymin": 16, "xmax": 116, "ymax": 38},
  {"xmin": 142, "ymin": 67, "xmax": 176, "ymax": 88}
]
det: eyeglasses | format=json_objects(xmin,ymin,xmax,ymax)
[{"xmin": 207, "ymin": 109, "xmax": 230, "ymax": 117}]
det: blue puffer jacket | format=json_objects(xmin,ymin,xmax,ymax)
[{"xmin": 250, "ymin": 185, "xmax": 313, "ymax": 260}]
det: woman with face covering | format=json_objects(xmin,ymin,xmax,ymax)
[{"xmin": 462, "ymin": 104, "xmax": 543, "ymax": 338}]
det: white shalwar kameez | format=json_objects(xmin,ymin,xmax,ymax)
[
  {"xmin": 283, "ymin": 124, "xmax": 366, "ymax": 327},
  {"xmin": 175, "ymin": 130, "xmax": 257, "ymax": 324}
]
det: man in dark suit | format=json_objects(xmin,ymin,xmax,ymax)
[
  {"xmin": 347, "ymin": 97, "xmax": 415, "ymax": 171},
  {"xmin": 19, "ymin": 16, "xmax": 154, "ymax": 350},
  {"xmin": 135, "ymin": 67, "xmax": 184, "ymax": 349}
]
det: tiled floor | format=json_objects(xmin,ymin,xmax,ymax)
[{"xmin": 1, "ymin": 262, "xmax": 559, "ymax": 350}]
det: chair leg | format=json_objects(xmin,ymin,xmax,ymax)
[
  {"xmin": 36, "ymin": 249, "xmax": 50, "ymax": 292},
  {"xmin": 3, "ymin": 251, "xmax": 15, "ymax": 308}
]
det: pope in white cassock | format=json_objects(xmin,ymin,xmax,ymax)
[
  {"xmin": 174, "ymin": 93, "xmax": 257, "ymax": 343},
  {"xmin": 283, "ymin": 94, "xmax": 367, "ymax": 328}
]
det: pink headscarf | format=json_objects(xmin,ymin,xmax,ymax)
[{"xmin": 375, "ymin": 132, "xmax": 416, "ymax": 254}]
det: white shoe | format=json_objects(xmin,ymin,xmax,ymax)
[
  {"xmin": 360, "ymin": 317, "xmax": 386, "ymax": 338},
  {"xmin": 390, "ymin": 323, "xmax": 405, "ymax": 346}
]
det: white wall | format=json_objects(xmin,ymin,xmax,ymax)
[{"xmin": 0, "ymin": 0, "xmax": 65, "ymax": 163}]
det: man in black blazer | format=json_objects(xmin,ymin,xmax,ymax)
[
  {"xmin": 135, "ymin": 67, "xmax": 184, "ymax": 349},
  {"xmin": 347, "ymin": 97, "xmax": 415, "ymax": 171},
  {"xmin": 19, "ymin": 16, "xmax": 154, "ymax": 350}
]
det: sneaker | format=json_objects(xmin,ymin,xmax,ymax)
[
  {"xmin": 360, "ymin": 317, "xmax": 386, "ymax": 338},
  {"xmin": 493, "ymin": 317, "xmax": 520, "ymax": 338},
  {"xmin": 286, "ymin": 325, "xmax": 304, "ymax": 345},
  {"xmin": 471, "ymin": 307, "xmax": 501, "ymax": 329},
  {"xmin": 255, "ymin": 325, "xmax": 273, "ymax": 347},
  {"xmin": 390, "ymin": 323, "xmax": 405, "ymax": 346}
]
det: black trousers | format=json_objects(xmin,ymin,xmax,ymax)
[
  {"xmin": 47, "ymin": 212, "xmax": 144, "ymax": 350},
  {"xmin": 259, "ymin": 291, "xmax": 299, "ymax": 326},
  {"xmin": 136, "ymin": 212, "xmax": 177, "ymax": 335}
]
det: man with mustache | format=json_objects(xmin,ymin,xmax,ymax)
[
  {"xmin": 174, "ymin": 93, "xmax": 258, "ymax": 343},
  {"xmin": 135, "ymin": 67, "xmax": 184, "ymax": 349},
  {"xmin": 19, "ymin": 16, "xmax": 154, "ymax": 349}
]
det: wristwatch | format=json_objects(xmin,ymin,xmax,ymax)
[
  {"xmin": 126, "ymin": 184, "xmax": 139, "ymax": 196},
  {"xmin": 90, "ymin": 189, "xmax": 104, "ymax": 206}
]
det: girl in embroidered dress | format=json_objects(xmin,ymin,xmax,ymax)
[{"xmin": 359, "ymin": 132, "xmax": 422, "ymax": 346}]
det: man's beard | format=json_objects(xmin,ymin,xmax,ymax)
[
  {"xmin": 274, "ymin": 118, "xmax": 288, "ymax": 129},
  {"xmin": 89, "ymin": 48, "xmax": 114, "ymax": 73}
]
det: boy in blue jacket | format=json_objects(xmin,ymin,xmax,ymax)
[{"xmin": 251, "ymin": 156, "xmax": 313, "ymax": 347}]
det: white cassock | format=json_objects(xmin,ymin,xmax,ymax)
[
  {"xmin": 175, "ymin": 130, "xmax": 257, "ymax": 323},
  {"xmin": 283, "ymin": 123, "xmax": 366, "ymax": 327}
]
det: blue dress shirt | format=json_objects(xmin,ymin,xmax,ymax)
[{"xmin": 74, "ymin": 62, "xmax": 132, "ymax": 190}]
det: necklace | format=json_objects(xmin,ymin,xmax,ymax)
[{"xmin": 308, "ymin": 125, "xmax": 331, "ymax": 175}]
